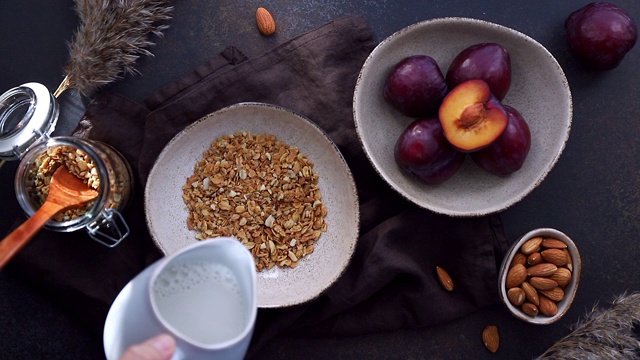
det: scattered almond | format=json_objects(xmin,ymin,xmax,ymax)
[
  {"xmin": 256, "ymin": 7, "xmax": 276, "ymax": 36},
  {"xmin": 541, "ymin": 249, "xmax": 567, "ymax": 266},
  {"xmin": 530, "ymin": 276, "xmax": 558, "ymax": 291},
  {"xmin": 482, "ymin": 325, "xmax": 499, "ymax": 353},
  {"xmin": 520, "ymin": 236, "xmax": 543, "ymax": 255},
  {"xmin": 505, "ymin": 264, "xmax": 527, "ymax": 288},
  {"xmin": 527, "ymin": 263, "xmax": 558, "ymax": 277},
  {"xmin": 436, "ymin": 266, "xmax": 454, "ymax": 291},
  {"xmin": 507, "ymin": 287, "xmax": 525, "ymax": 306}
]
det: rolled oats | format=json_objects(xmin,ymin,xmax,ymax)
[{"xmin": 182, "ymin": 131, "xmax": 328, "ymax": 271}]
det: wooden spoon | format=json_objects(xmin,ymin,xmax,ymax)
[{"xmin": 0, "ymin": 165, "xmax": 99, "ymax": 269}]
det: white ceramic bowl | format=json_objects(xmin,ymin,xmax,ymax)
[
  {"xmin": 353, "ymin": 17, "xmax": 572, "ymax": 216},
  {"xmin": 145, "ymin": 102, "xmax": 360, "ymax": 308},
  {"xmin": 498, "ymin": 228, "xmax": 581, "ymax": 325}
]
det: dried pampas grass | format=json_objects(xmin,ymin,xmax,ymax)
[
  {"xmin": 538, "ymin": 292, "xmax": 640, "ymax": 360},
  {"xmin": 55, "ymin": 0, "xmax": 173, "ymax": 97}
]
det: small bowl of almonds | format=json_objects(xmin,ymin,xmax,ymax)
[{"xmin": 498, "ymin": 228, "xmax": 581, "ymax": 325}]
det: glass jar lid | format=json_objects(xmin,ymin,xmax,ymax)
[{"xmin": 0, "ymin": 82, "xmax": 58, "ymax": 160}]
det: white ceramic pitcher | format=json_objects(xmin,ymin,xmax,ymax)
[{"xmin": 147, "ymin": 237, "xmax": 257, "ymax": 360}]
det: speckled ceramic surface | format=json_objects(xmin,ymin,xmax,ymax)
[
  {"xmin": 353, "ymin": 17, "xmax": 572, "ymax": 216},
  {"xmin": 498, "ymin": 228, "xmax": 581, "ymax": 325},
  {"xmin": 145, "ymin": 102, "xmax": 360, "ymax": 308}
]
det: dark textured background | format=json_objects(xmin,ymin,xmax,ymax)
[{"xmin": 1, "ymin": 1, "xmax": 639, "ymax": 358}]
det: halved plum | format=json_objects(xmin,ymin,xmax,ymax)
[
  {"xmin": 438, "ymin": 79, "xmax": 508, "ymax": 152},
  {"xmin": 394, "ymin": 117, "xmax": 465, "ymax": 185}
]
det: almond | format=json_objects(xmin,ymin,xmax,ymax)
[
  {"xmin": 505, "ymin": 263, "xmax": 527, "ymax": 288},
  {"xmin": 435, "ymin": 266, "xmax": 454, "ymax": 291},
  {"xmin": 521, "ymin": 281, "xmax": 540, "ymax": 306},
  {"xmin": 527, "ymin": 252, "xmax": 542, "ymax": 265},
  {"xmin": 540, "ymin": 287, "xmax": 565, "ymax": 302},
  {"xmin": 256, "ymin": 7, "xmax": 276, "ymax": 36},
  {"xmin": 541, "ymin": 249, "xmax": 567, "ymax": 266},
  {"xmin": 564, "ymin": 249, "xmax": 573, "ymax": 272},
  {"xmin": 521, "ymin": 236, "xmax": 543, "ymax": 255},
  {"xmin": 538, "ymin": 295, "xmax": 558, "ymax": 316},
  {"xmin": 541, "ymin": 237, "xmax": 567, "ymax": 249},
  {"xmin": 482, "ymin": 325, "xmax": 499, "ymax": 353},
  {"xmin": 527, "ymin": 263, "xmax": 558, "ymax": 277},
  {"xmin": 530, "ymin": 276, "xmax": 558, "ymax": 291},
  {"xmin": 510, "ymin": 252, "xmax": 527, "ymax": 268},
  {"xmin": 521, "ymin": 302, "xmax": 539, "ymax": 317},
  {"xmin": 549, "ymin": 267, "xmax": 572, "ymax": 288},
  {"xmin": 507, "ymin": 287, "xmax": 525, "ymax": 306}
]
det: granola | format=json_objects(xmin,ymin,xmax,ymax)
[
  {"xmin": 182, "ymin": 131, "xmax": 328, "ymax": 271},
  {"xmin": 27, "ymin": 145, "xmax": 99, "ymax": 222}
]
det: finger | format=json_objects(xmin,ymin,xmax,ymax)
[{"xmin": 119, "ymin": 333, "xmax": 176, "ymax": 360}]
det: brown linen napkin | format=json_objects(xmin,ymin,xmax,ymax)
[{"xmin": 4, "ymin": 15, "xmax": 509, "ymax": 355}]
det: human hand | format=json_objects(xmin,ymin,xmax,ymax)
[{"xmin": 119, "ymin": 333, "xmax": 176, "ymax": 360}]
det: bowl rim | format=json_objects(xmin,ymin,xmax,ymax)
[
  {"xmin": 498, "ymin": 228, "xmax": 581, "ymax": 325},
  {"xmin": 352, "ymin": 16, "xmax": 573, "ymax": 217},
  {"xmin": 144, "ymin": 102, "xmax": 361, "ymax": 308}
]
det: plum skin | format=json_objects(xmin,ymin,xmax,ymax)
[
  {"xmin": 565, "ymin": 2, "xmax": 638, "ymax": 70},
  {"xmin": 394, "ymin": 117, "xmax": 465, "ymax": 185},
  {"xmin": 384, "ymin": 55, "xmax": 449, "ymax": 118},
  {"xmin": 446, "ymin": 43, "xmax": 512, "ymax": 100},
  {"xmin": 471, "ymin": 105, "xmax": 531, "ymax": 177}
]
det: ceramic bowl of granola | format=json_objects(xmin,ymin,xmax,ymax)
[
  {"xmin": 498, "ymin": 228, "xmax": 581, "ymax": 325},
  {"xmin": 145, "ymin": 102, "xmax": 360, "ymax": 308}
]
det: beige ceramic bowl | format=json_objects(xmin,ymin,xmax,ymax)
[
  {"xmin": 145, "ymin": 102, "xmax": 360, "ymax": 308},
  {"xmin": 498, "ymin": 228, "xmax": 581, "ymax": 325},
  {"xmin": 353, "ymin": 17, "xmax": 572, "ymax": 216}
]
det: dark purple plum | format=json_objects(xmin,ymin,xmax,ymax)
[
  {"xmin": 471, "ymin": 105, "xmax": 531, "ymax": 177},
  {"xmin": 565, "ymin": 2, "xmax": 638, "ymax": 70},
  {"xmin": 394, "ymin": 117, "xmax": 465, "ymax": 185},
  {"xmin": 384, "ymin": 55, "xmax": 448, "ymax": 118},
  {"xmin": 446, "ymin": 43, "xmax": 511, "ymax": 100}
]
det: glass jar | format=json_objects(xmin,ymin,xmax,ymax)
[{"xmin": 0, "ymin": 82, "xmax": 132, "ymax": 247}]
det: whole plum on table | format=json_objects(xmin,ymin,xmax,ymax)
[
  {"xmin": 384, "ymin": 55, "xmax": 448, "ymax": 118},
  {"xmin": 471, "ymin": 105, "xmax": 531, "ymax": 177},
  {"xmin": 446, "ymin": 43, "xmax": 511, "ymax": 100},
  {"xmin": 394, "ymin": 117, "xmax": 465, "ymax": 185},
  {"xmin": 565, "ymin": 2, "xmax": 638, "ymax": 70}
]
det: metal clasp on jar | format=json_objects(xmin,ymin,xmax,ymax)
[{"xmin": 86, "ymin": 208, "xmax": 130, "ymax": 247}]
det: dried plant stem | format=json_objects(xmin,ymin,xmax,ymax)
[
  {"xmin": 61, "ymin": 0, "xmax": 172, "ymax": 96},
  {"xmin": 538, "ymin": 292, "xmax": 640, "ymax": 359},
  {"xmin": 53, "ymin": 75, "xmax": 71, "ymax": 98}
]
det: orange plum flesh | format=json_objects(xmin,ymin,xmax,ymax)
[{"xmin": 438, "ymin": 79, "xmax": 508, "ymax": 152}]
